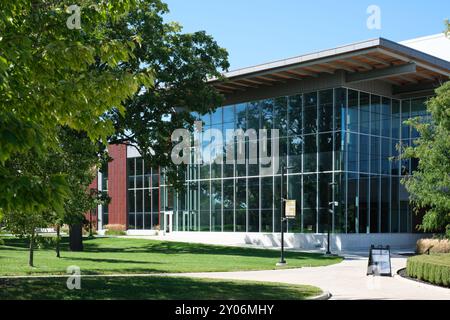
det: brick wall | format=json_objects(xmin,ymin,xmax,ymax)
[{"xmin": 107, "ymin": 144, "xmax": 128, "ymax": 226}]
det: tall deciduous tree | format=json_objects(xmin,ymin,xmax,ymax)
[
  {"xmin": 0, "ymin": 1, "xmax": 150, "ymax": 216},
  {"xmin": 4, "ymin": 127, "xmax": 108, "ymax": 263},
  {"xmin": 401, "ymin": 81, "xmax": 450, "ymax": 237},
  {"xmin": 108, "ymin": 1, "xmax": 229, "ymax": 188}
]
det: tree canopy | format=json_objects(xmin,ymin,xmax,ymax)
[
  {"xmin": 401, "ymin": 81, "xmax": 450, "ymax": 236},
  {"xmin": 0, "ymin": 1, "xmax": 151, "ymax": 216},
  {"xmin": 108, "ymin": 1, "xmax": 229, "ymax": 188}
]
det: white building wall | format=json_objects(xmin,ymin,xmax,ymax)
[
  {"xmin": 152, "ymin": 231, "xmax": 428, "ymax": 252},
  {"xmin": 401, "ymin": 33, "xmax": 450, "ymax": 62}
]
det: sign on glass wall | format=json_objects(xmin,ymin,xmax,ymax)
[{"xmin": 285, "ymin": 200, "xmax": 296, "ymax": 219}]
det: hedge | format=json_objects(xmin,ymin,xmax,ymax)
[{"xmin": 406, "ymin": 254, "xmax": 450, "ymax": 287}]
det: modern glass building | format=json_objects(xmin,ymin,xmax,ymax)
[{"xmin": 95, "ymin": 36, "xmax": 450, "ymax": 250}]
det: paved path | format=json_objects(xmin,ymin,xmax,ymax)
[{"xmin": 166, "ymin": 254, "xmax": 450, "ymax": 300}]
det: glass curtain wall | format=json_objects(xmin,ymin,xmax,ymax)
[{"xmin": 126, "ymin": 88, "xmax": 428, "ymax": 233}]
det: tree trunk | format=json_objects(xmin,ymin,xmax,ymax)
[
  {"xmin": 29, "ymin": 230, "xmax": 35, "ymax": 267},
  {"xmin": 56, "ymin": 225, "xmax": 61, "ymax": 258},
  {"xmin": 69, "ymin": 224, "xmax": 84, "ymax": 252}
]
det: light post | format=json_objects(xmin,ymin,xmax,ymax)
[
  {"xmin": 277, "ymin": 163, "xmax": 294, "ymax": 267},
  {"xmin": 327, "ymin": 182, "xmax": 338, "ymax": 255}
]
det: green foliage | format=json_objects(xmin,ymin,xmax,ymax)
[
  {"xmin": 407, "ymin": 254, "xmax": 450, "ymax": 287},
  {"xmin": 400, "ymin": 81, "xmax": 450, "ymax": 234},
  {"xmin": 104, "ymin": 230, "xmax": 127, "ymax": 236},
  {"xmin": 0, "ymin": 0, "xmax": 151, "ymax": 216},
  {"xmin": 108, "ymin": 1, "xmax": 229, "ymax": 189}
]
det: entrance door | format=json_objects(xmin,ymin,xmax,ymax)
[{"xmin": 164, "ymin": 211, "xmax": 173, "ymax": 233}]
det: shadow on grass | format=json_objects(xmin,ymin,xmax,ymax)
[
  {"xmin": 0, "ymin": 276, "xmax": 321, "ymax": 300},
  {"xmin": 61, "ymin": 256, "xmax": 165, "ymax": 265},
  {"xmin": 81, "ymin": 238, "xmax": 338, "ymax": 261},
  {"xmin": 0, "ymin": 236, "xmax": 342, "ymax": 267}
]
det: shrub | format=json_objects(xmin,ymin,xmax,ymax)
[
  {"xmin": 104, "ymin": 224, "xmax": 126, "ymax": 236},
  {"xmin": 406, "ymin": 254, "xmax": 450, "ymax": 287},
  {"xmin": 416, "ymin": 238, "xmax": 450, "ymax": 254}
]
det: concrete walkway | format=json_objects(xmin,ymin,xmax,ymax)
[{"xmin": 167, "ymin": 254, "xmax": 450, "ymax": 300}]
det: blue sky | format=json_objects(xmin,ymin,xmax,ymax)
[{"xmin": 164, "ymin": 0, "xmax": 449, "ymax": 70}]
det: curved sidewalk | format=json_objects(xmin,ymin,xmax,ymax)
[{"xmin": 168, "ymin": 254, "xmax": 450, "ymax": 300}]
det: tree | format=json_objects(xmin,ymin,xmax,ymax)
[
  {"xmin": 0, "ymin": 1, "xmax": 150, "ymax": 217},
  {"xmin": 401, "ymin": 81, "xmax": 450, "ymax": 237},
  {"xmin": 2, "ymin": 151, "xmax": 68, "ymax": 266},
  {"xmin": 48, "ymin": 127, "xmax": 110, "ymax": 253},
  {"xmin": 108, "ymin": 1, "xmax": 229, "ymax": 188}
]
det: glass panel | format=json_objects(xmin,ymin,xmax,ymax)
[
  {"xmin": 370, "ymin": 95, "xmax": 381, "ymax": 136},
  {"xmin": 236, "ymin": 103, "xmax": 246, "ymax": 130},
  {"xmin": 391, "ymin": 177, "xmax": 399, "ymax": 233},
  {"xmin": 334, "ymin": 173, "xmax": 345, "ymax": 233},
  {"xmin": 392, "ymin": 99, "xmax": 401, "ymax": 139},
  {"xmin": 381, "ymin": 97, "xmax": 391, "ymax": 137},
  {"xmin": 128, "ymin": 190, "xmax": 135, "ymax": 213},
  {"xmin": 318, "ymin": 133, "xmax": 333, "ymax": 172},
  {"xmin": 211, "ymin": 108, "xmax": 222, "ymax": 125},
  {"xmin": 381, "ymin": 138, "xmax": 390, "ymax": 175},
  {"xmin": 303, "ymin": 174, "xmax": 317, "ymax": 233},
  {"xmin": 144, "ymin": 213, "xmax": 151, "ymax": 230},
  {"xmin": 334, "ymin": 131, "xmax": 343, "ymax": 172},
  {"xmin": 136, "ymin": 189, "xmax": 143, "ymax": 213},
  {"xmin": 411, "ymin": 98, "xmax": 428, "ymax": 139},
  {"xmin": 334, "ymin": 88, "xmax": 346, "ymax": 131},
  {"xmin": 370, "ymin": 136, "xmax": 380, "ymax": 174},
  {"xmin": 273, "ymin": 176, "xmax": 286, "ymax": 232},
  {"xmin": 346, "ymin": 173, "xmax": 358, "ymax": 233},
  {"xmin": 274, "ymin": 96, "xmax": 288, "ymax": 137},
  {"xmin": 287, "ymin": 175, "xmax": 301, "ymax": 233},
  {"xmin": 223, "ymin": 179, "xmax": 234, "ymax": 231},
  {"xmin": 318, "ymin": 173, "xmax": 332, "ymax": 233},
  {"xmin": 360, "ymin": 92, "xmax": 370, "ymax": 134},
  {"xmin": 223, "ymin": 105, "xmax": 234, "ymax": 123},
  {"xmin": 401, "ymin": 100, "xmax": 411, "ymax": 140},
  {"xmin": 247, "ymin": 101, "xmax": 260, "ymax": 131},
  {"xmin": 304, "ymin": 134, "xmax": 317, "ymax": 173},
  {"xmin": 200, "ymin": 181, "xmax": 210, "ymax": 231},
  {"xmin": 260, "ymin": 99, "xmax": 273, "ymax": 131},
  {"xmin": 135, "ymin": 158, "xmax": 143, "ymax": 176},
  {"xmin": 359, "ymin": 174, "xmax": 369, "ymax": 233},
  {"xmin": 136, "ymin": 213, "xmax": 143, "ymax": 230},
  {"xmin": 347, "ymin": 132, "xmax": 358, "ymax": 172},
  {"xmin": 128, "ymin": 214, "xmax": 136, "ymax": 230},
  {"xmin": 144, "ymin": 189, "xmax": 151, "ymax": 213},
  {"xmin": 319, "ymin": 90, "xmax": 333, "ymax": 133},
  {"xmin": 347, "ymin": 90, "xmax": 359, "ymax": 133},
  {"xmin": 288, "ymin": 94, "xmax": 302, "ymax": 136},
  {"xmin": 211, "ymin": 180, "xmax": 222, "ymax": 232},
  {"xmin": 235, "ymin": 178, "xmax": 247, "ymax": 232},
  {"xmin": 360, "ymin": 135, "xmax": 369, "ymax": 173},
  {"xmin": 261, "ymin": 177, "xmax": 273, "ymax": 232},
  {"xmin": 370, "ymin": 176, "xmax": 379, "ymax": 233},
  {"xmin": 380, "ymin": 176, "xmax": 390, "ymax": 233},
  {"xmin": 152, "ymin": 188, "xmax": 159, "ymax": 214},
  {"xmin": 288, "ymin": 135, "xmax": 303, "ymax": 173},
  {"xmin": 304, "ymin": 92, "xmax": 318, "ymax": 134},
  {"xmin": 248, "ymin": 178, "xmax": 259, "ymax": 232}
]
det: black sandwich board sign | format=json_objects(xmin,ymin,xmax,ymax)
[{"xmin": 367, "ymin": 245, "xmax": 392, "ymax": 277}]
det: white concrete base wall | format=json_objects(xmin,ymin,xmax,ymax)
[
  {"xmin": 126, "ymin": 230, "xmax": 158, "ymax": 236},
  {"xmin": 156, "ymin": 232, "xmax": 428, "ymax": 252}
]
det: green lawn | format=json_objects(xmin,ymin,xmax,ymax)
[
  {"xmin": 0, "ymin": 237, "xmax": 342, "ymax": 276},
  {"xmin": 0, "ymin": 276, "xmax": 321, "ymax": 300}
]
